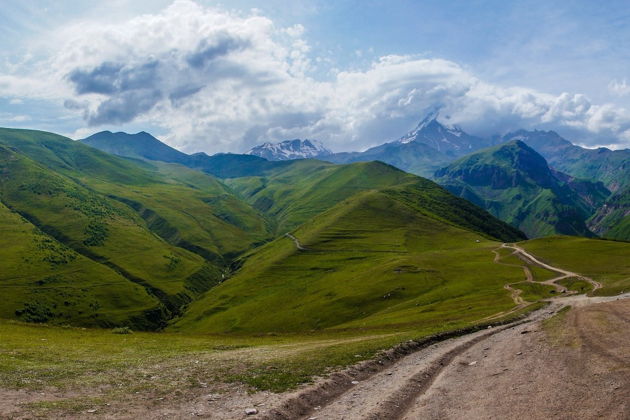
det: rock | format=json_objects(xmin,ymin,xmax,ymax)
[
  {"xmin": 468, "ymin": 361, "xmax": 477, "ymax": 366},
  {"xmin": 351, "ymin": 380, "xmax": 359, "ymax": 384},
  {"xmin": 516, "ymin": 352, "xmax": 522, "ymax": 355},
  {"xmin": 87, "ymin": 409, "xmax": 97, "ymax": 413},
  {"xmin": 245, "ymin": 408, "xmax": 258, "ymax": 415},
  {"xmin": 520, "ymin": 330, "xmax": 530, "ymax": 334}
]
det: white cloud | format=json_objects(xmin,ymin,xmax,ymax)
[
  {"xmin": 608, "ymin": 79, "xmax": 630, "ymax": 97},
  {"xmin": 1, "ymin": 0, "xmax": 630, "ymax": 152}
]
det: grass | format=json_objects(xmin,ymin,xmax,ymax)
[
  {"xmin": 227, "ymin": 159, "xmax": 524, "ymax": 241},
  {"xmin": 520, "ymin": 236, "xmax": 630, "ymax": 295},
  {"xmin": 173, "ymin": 189, "xmax": 526, "ymax": 334},
  {"xmin": 511, "ymin": 282, "xmax": 557, "ymax": 301},
  {"xmin": 557, "ymin": 278, "xmax": 593, "ymax": 294}
]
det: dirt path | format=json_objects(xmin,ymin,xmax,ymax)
[
  {"xmin": 285, "ymin": 233, "xmax": 307, "ymax": 251},
  {"xmin": 402, "ymin": 295, "xmax": 630, "ymax": 420},
  {"xmin": 502, "ymin": 243, "xmax": 603, "ymax": 292}
]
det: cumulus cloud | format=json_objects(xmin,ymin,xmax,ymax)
[{"xmin": 2, "ymin": 0, "xmax": 630, "ymax": 152}]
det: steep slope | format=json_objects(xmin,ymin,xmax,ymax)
[
  {"xmin": 500, "ymin": 130, "xmax": 630, "ymax": 192},
  {"xmin": 172, "ymin": 186, "xmax": 526, "ymax": 334},
  {"xmin": 327, "ymin": 112, "xmax": 493, "ymax": 177},
  {"xmin": 0, "ymin": 128, "xmax": 273, "ymax": 328},
  {"xmin": 0, "ymin": 197, "xmax": 162, "ymax": 328},
  {"xmin": 587, "ymin": 186, "xmax": 630, "ymax": 241},
  {"xmin": 247, "ymin": 139, "xmax": 332, "ymax": 160},
  {"xmin": 227, "ymin": 159, "xmax": 525, "ymax": 240},
  {"xmin": 435, "ymin": 140, "xmax": 609, "ymax": 238}
]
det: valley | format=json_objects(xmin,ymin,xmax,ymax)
[{"xmin": 0, "ymin": 127, "xmax": 628, "ymax": 418}]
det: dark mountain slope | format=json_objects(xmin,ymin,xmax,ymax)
[
  {"xmin": 435, "ymin": 140, "xmax": 608, "ymax": 238},
  {"xmin": 82, "ymin": 130, "xmax": 189, "ymax": 164},
  {"xmin": 588, "ymin": 186, "xmax": 630, "ymax": 241},
  {"xmin": 500, "ymin": 130, "xmax": 630, "ymax": 192}
]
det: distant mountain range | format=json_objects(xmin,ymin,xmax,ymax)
[
  {"xmin": 79, "ymin": 113, "xmax": 629, "ymax": 241},
  {"xmin": 246, "ymin": 139, "xmax": 331, "ymax": 160}
]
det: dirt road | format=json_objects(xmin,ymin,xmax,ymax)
[
  {"xmin": 402, "ymin": 297, "xmax": 630, "ymax": 419},
  {"xmin": 258, "ymin": 244, "xmax": 628, "ymax": 420}
]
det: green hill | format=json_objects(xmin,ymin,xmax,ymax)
[
  {"xmin": 227, "ymin": 159, "xmax": 526, "ymax": 240},
  {"xmin": 435, "ymin": 140, "xmax": 609, "ymax": 238},
  {"xmin": 0, "ymin": 128, "xmax": 275, "ymax": 329},
  {"xmin": 172, "ymin": 178, "xmax": 525, "ymax": 334},
  {"xmin": 0, "ymin": 127, "xmax": 524, "ymax": 333}
]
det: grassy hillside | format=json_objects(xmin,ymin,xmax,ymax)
[
  {"xmin": 435, "ymin": 140, "xmax": 607, "ymax": 238},
  {"xmin": 520, "ymin": 236, "xmax": 630, "ymax": 295},
  {"xmin": 227, "ymin": 159, "xmax": 525, "ymax": 241},
  {"xmin": 172, "ymin": 187, "xmax": 526, "ymax": 334},
  {"xmin": 0, "ymin": 128, "xmax": 275, "ymax": 328},
  {"xmin": 0, "ymin": 201, "xmax": 161, "ymax": 328}
]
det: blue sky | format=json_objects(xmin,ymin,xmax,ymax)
[{"xmin": 1, "ymin": 0, "xmax": 630, "ymax": 152}]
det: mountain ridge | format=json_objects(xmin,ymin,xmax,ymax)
[{"xmin": 435, "ymin": 140, "xmax": 609, "ymax": 238}]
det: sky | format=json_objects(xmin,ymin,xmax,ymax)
[{"xmin": 2, "ymin": 0, "xmax": 630, "ymax": 153}]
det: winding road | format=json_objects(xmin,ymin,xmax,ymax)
[{"xmin": 501, "ymin": 243, "xmax": 602, "ymax": 293}]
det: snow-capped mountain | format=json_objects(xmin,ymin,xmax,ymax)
[
  {"xmin": 398, "ymin": 111, "xmax": 494, "ymax": 156},
  {"xmin": 247, "ymin": 139, "xmax": 332, "ymax": 161},
  {"xmin": 325, "ymin": 111, "xmax": 496, "ymax": 177}
]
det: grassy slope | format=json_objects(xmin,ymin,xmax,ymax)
[
  {"xmin": 0, "ymin": 202, "xmax": 159, "ymax": 327},
  {"xmin": 227, "ymin": 159, "xmax": 524, "ymax": 241},
  {"xmin": 520, "ymin": 236, "xmax": 630, "ymax": 295},
  {"xmin": 226, "ymin": 160, "xmax": 416, "ymax": 234},
  {"xmin": 173, "ymin": 188, "xmax": 526, "ymax": 334},
  {"xmin": 0, "ymin": 128, "xmax": 273, "ymax": 328}
]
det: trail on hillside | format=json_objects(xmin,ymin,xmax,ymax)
[
  {"xmin": 501, "ymin": 243, "xmax": 602, "ymax": 292},
  {"xmin": 284, "ymin": 233, "xmax": 307, "ymax": 251}
]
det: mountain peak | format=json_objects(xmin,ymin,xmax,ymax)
[
  {"xmin": 247, "ymin": 138, "xmax": 332, "ymax": 161},
  {"xmin": 81, "ymin": 130, "xmax": 189, "ymax": 164},
  {"xmin": 396, "ymin": 111, "xmax": 493, "ymax": 155},
  {"xmin": 416, "ymin": 108, "xmax": 441, "ymax": 131}
]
